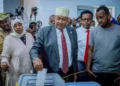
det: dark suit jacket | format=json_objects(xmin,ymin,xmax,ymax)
[{"xmin": 30, "ymin": 25, "xmax": 78, "ymax": 73}]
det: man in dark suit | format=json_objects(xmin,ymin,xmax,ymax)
[{"xmin": 30, "ymin": 7, "xmax": 78, "ymax": 82}]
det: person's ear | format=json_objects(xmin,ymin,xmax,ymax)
[{"xmin": 108, "ymin": 14, "xmax": 112, "ymax": 20}]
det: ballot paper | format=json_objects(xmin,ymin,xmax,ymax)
[{"xmin": 36, "ymin": 68, "xmax": 47, "ymax": 86}]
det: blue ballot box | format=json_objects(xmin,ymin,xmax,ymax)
[
  {"xmin": 66, "ymin": 82, "xmax": 101, "ymax": 86},
  {"xmin": 18, "ymin": 73, "xmax": 65, "ymax": 86}
]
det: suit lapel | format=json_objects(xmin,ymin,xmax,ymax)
[
  {"xmin": 66, "ymin": 27, "xmax": 74, "ymax": 58},
  {"xmin": 50, "ymin": 25, "xmax": 59, "ymax": 59},
  {"xmin": 49, "ymin": 26, "xmax": 74, "ymax": 61}
]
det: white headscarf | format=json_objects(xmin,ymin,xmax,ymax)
[{"xmin": 10, "ymin": 17, "xmax": 26, "ymax": 38}]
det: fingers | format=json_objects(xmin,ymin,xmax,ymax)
[
  {"xmin": 86, "ymin": 69, "xmax": 97, "ymax": 78},
  {"xmin": 89, "ymin": 70, "xmax": 97, "ymax": 78},
  {"xmin": 34, "ymin": 59, "xmax": 40, "ymax": 65},
  {"xmin": 33, "ymin": 58, "xmax": 43, "ymax": 71},
  {"xmin": 1, "ymin": 62, "xmax": 8, "ymax": 67},
  {"xmin": 34, "ymin": 63, "xmax": 43, "ymax": 70},
  {"xmin": 74, "ymin": 74, "xmax": 77, "ymax": 81},
  {"xmin": 34, "ymin": 59, "xmax": 43, "ymax": 66},
  {"xmin": 1, "ymin": 62, "xmax": 9, "ymax": 70}
]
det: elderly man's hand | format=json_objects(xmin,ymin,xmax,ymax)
[{"xmin": 33, "ymin": 58, "xmax": 43, "ymax": 71}]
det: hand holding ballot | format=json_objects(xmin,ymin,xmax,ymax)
[{"xmin": 33, "ymin": 58, "xmax": 43, "ymax": 71}]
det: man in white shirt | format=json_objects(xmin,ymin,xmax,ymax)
[{"xmin": 76, "ymin": 10, "xmax": 93, "ymax": 81}]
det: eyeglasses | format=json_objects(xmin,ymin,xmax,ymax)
[{"xmin": 81, "ymin": 18, "xmax": 92, "ymax": 21}]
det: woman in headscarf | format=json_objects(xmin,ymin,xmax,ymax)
[{"xmin": 0, "ymin": 17, "xmax": 34, "ymax": 86}]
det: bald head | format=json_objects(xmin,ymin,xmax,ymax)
[{"xmin": 49, "ymin": 15, "xmax": 55, "ymax": 25}]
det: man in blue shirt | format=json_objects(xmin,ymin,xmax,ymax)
[{"xmin": 111, "ymin": 17, "xmax": 120, "ymax": 26}]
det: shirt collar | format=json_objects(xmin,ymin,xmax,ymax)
[
  {"xmin": 80, "ymin": 26, "xmax": 88, "ymax": 33},
  {"xmin": 56, "ymin": 27, "xmax": 66, "ymax": 33}
]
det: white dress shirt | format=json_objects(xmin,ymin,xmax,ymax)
[
  {"xmin": 56, "ymin": 28, "xmax": 72, "ymax": 68},
  {"xmin": 76, "ymin": 26, "xmax": 92, "ymax": 61}
]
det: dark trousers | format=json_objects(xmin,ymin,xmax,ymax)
[
  {"xmin": 57, "ymin": 66, "xmax": 74, "ymax": 82},
  {"xmin": 92, "ymin": 73, "xmax": 119, "ymax": 86},
  {"xmin": 0, "ymin": 69, "xmax": 6, "ymax": 86},
  {"xmin": 76, "ymin": 61, "xmax": 91, "ymax": 82}
]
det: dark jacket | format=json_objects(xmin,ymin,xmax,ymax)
[{"xmin": 30, "ymin": 25, "xmax": 78, "ymax": 73}]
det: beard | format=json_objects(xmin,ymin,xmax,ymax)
[
  {"xmin": 3, "ymin": 26, "xmax": 10, "ymax": 32},
  {"xmin": 101, "ymin": 19, "xmax": 111, "ymax": 28},
  {"xmin": 4, "ymin": 25, "xmax": 10, "ymax": 30}
]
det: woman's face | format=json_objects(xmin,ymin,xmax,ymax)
[{"xmin": 13, "ymin": 22, "xmax": 23, "ymax": 34}]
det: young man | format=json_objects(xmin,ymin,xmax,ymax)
[
  {"xmin": 30, "ymin": 7, "xmax": 78, "ymax": 82},
  {"xmin": 76, "ymin": 10, "xmax": 93, "ymax": 81},
  {"xmin": 86, "ymin": 5, "xmax": 120, "ymax": 86}
]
